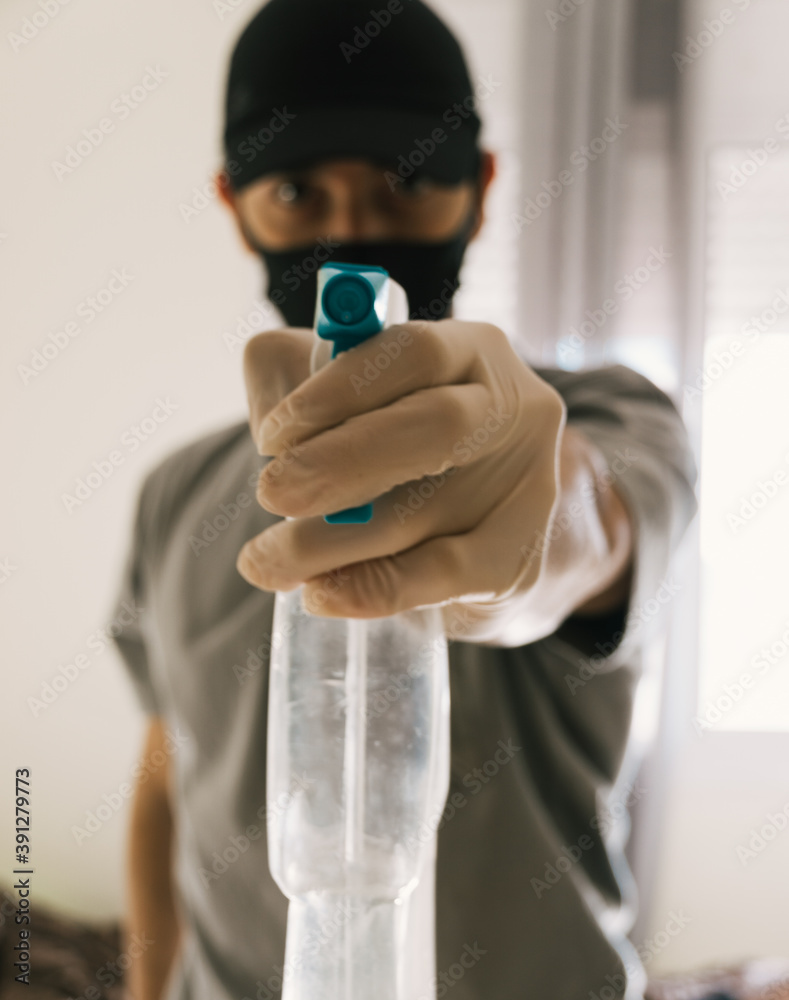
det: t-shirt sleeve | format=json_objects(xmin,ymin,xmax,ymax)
[
  {"xmin": 535, "ymin": 362, "xmax": 699, "ymax": 667},
  {"xmin": 109, "ymin": 477, "xmax": 162, "ymax": 717}
]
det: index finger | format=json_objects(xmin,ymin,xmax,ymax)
[
  {"xmin": 243, "ymin": 327, "xmax": 315, "ymax": 454},
  {"xmin": 258, "ymin": 319, "xmax": 502, "ymax": 455}
]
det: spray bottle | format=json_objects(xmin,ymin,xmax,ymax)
[{"xmin": 266, "ymin": 263, "xmax": 451, "ymax": 1000}]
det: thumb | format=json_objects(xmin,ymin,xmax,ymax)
[{"xmin": 242, "ymin": 327, "xmax": 314, "ymax": 455}]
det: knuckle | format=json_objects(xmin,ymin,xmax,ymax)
[
  {"xmin": 257, "ymin": 469, "xmax": 293, "ymax": 515},
  {"xmin": 412, "ymin": 323, "xmax": 451, "ymax": 381},
  {"xmin": 372, "ymin": 562, "xmax": 400, "ymax": 616},
  {"xmin": 261, "ymin": 480, "xmax": 310, "ymax": 518},
  {"xmin": 331, "ymin": 575, "xmax": 367, "ymax": 616},
  {"xmin": 348, "ymin": 561, "xmax": 397, "ymax": 618},
  {"xmin": 287, "ymin": 524, "xmax": 313, "ymax": 565},
  {"xmin": 255, "ymin": 474, "xmax": 274, "ymax": 509},
  {"xmin": 284, "ymin": 489, "xmax": 316, "ymax": 519},
  {"xmin": 439, "ymin": 389, "xmax": 468, "ymax": 433},
  {"xmin": 280, "ymin": 387, "xmax": 310, "ymax": 425},
  {"xmin": 248, "ymin": 537, "xmax": 282, "ymax": 590},
  {"xmin": 242, "ymin": 328, "xmax": 288, "ymax": 371},
  {"xmin": 481, "ymin": 322, "xmax": 510, "ymax": 351}
]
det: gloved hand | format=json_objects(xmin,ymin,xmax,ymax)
[{"xmin": 236, "ymin": 319, "xmax": 625, "ymax": 646}]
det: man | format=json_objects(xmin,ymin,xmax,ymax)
[{"xmin": 112, "ymin": 1, "xmax": 698, "ymax": 998}]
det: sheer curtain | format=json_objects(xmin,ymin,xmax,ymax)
[
  {"xmin": 515, "ymin": 0, "xmax": 688, "ymax": 950},
  {"xmin": 514, "ymin": 0, "xmax": 633, "ymax": 368}
]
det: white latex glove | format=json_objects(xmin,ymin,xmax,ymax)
[{"xmin": 236, "ymin": 319, "xmax": 630, "ymax": 646}]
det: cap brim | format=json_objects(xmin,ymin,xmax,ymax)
[{"xmin": 225, "ymin": 104, "xmax": 480, "ymax": 190}]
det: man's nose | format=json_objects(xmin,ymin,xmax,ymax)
[{"xmin": 322, "ymin": 191, "xmax": 389, "ymax": 242}]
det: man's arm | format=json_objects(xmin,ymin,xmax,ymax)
[{"xmin": 125, "ymin": 717, "xmax": 181, "ymax": 1000}]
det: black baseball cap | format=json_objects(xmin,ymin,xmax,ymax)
[{"xmin": 222, "ymin": 0, "xmax": 482, "ymax": 191}]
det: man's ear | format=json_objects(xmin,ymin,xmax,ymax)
[
  {"xmin": 469, "ymin": 149, "xmax": 497, "ymax": 242},
  {"xmin": 216, "ymin": 168, "xmax": 256, "ymax": 254}
]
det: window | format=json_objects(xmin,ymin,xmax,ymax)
[{"xmin": 697, "ymin": 146, "xmax": 789, "ymax": 732}]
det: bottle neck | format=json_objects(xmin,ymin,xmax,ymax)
[{"xmin": 280, "ymin": 893, "xmax": 404, "ymax": 1000}]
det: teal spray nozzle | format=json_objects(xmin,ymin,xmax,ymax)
[{"xmin": 314, "ymin": 263, "xmax": 391, "ymax": 525}]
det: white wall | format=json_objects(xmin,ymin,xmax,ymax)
[{"xmin": 0, "ymin": 0, "xmax": 520, "ymax": 919}]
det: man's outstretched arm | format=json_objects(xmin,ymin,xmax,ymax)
[{"xmin": 125, "ymin": 717, "xmax": 181, "ymax": 1000}]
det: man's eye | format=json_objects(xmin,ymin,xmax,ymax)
[
  {"xmin": 397, "ymin": 175, "xmax": 434, "ymax": 197},
  {"xmin": 275, "ymin": 181, "xmax": 307, "ymax": 203}
]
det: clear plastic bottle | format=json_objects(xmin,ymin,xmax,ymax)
[{"xmin": 265, "ymin": 266, "xmax": 451, "ymax": 1000}]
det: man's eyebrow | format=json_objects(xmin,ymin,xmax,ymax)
[{"xmin": 273, "ymin": 170, "xmax": 309, "ymax": 181}]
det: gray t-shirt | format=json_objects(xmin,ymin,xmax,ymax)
[{"xmin": 110, "ymin": 362, "xmax": 698, "ymax": 1000}]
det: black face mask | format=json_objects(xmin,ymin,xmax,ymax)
[{"xmin": 245, "ymin": 207, "xmax": 478, "ymax": 328}]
